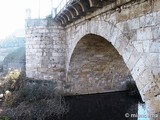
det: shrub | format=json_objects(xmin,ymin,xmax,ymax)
[
  {"xmin": 2, "ymin": 97, "xmax": 68, "ymax": 120},
  {"xmin": 0, "ymin": 70, "xmax": 25, "ymax": 93},
  {"xmin": 2, "ymin": 83, "xmax": 57, "ymax": 107},
  {"xmin": 1, "ymin": 83, "xmax": 69, "ymax": 120}
]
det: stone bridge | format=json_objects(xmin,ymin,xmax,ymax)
[{"xmin": 25, "ymin": 0, "xmax": 160, "ymax": 116}]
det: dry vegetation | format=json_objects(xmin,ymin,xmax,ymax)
[{"xmin": 0, "ymin": 70, "xmax": 69, "ymax": 120}]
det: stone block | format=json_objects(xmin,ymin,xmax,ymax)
[
  {"xmin": 126, "ymin": 49, "xmax": 141, "ymax": 70},
  {"xmin": 141, "ymin": 81, "xmax": 160, "ymax": 101},
  {"xmin": 137, "ymin": 27, "xmax": 152, "ymax": 40},
  {"xmin": 147, "ymin": 53, "xmax": 159, "ymax": 67},
  {"xmin": 123, "ymin": 20, "xmax": 130, "ymax": 31},
  {"xmin": 149, "ymin": 39, "xmax": 160, "ymax": 53},
  {"xmin": 123, "ymin": 29, "xmax": 137, "ymax": 41},
  {"xmin": 136, "ymin": 69, "xmax": 157, "ymax": 89},
  {"xmin": 145, "ymin": 96, "xmax": 160, "ymax": 116},
  {"xmin": 131, "ymin": 58, "xmax": 146, "ymax": 80},
  {"xmin": 110, "ymin": 28, "xmax": 121, "ymax": 45},
  {"xmin": 132, "ymin": 40, "xmax": 150, "ymax": 52},
  {"xmin": 153, "ymin": 68, "xmax": 160, "ymax": 89},
  {"xmin": 121, "ymin": 43, "xmax": 134, "ymax": 63},
  {"xmin": 155, "ymin": 11, "xmax": 160, "ymax": 25},
  {"xmin": 114, "ymin": 34, "xmax": 129, "ymax": 54},
  {"xmin": 116, "ymin": 22, "xmax": 124, "ymax": 31},
  {"xmin": 128, "ymin": 18, "xmax": 140, "ymax": 30},
  {"xmin": 145, "ymin": 13, "xmax": 156, "ymax": 27},
  {"xmin": 152, "ymin": 27, "xmax": 160, "ymax": 39}
]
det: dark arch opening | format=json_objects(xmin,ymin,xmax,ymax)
[
  {"xmin": 67, "ymin": 34, "xmax": 137, "ymax": 95},
  {"xmin": 63, "ymin": 34, "xmax": 144, "ymax": 120}
]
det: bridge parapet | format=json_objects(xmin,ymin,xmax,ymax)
[{"xmin": 53, "ymin": 0, "xmax": 143, "ymax": 26}]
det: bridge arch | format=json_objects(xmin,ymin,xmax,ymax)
[
  {"xmin": 66, "ymin": 19, "xmax": 158, "ymax": 107},
  {"xmin": 66, "ymin": 20, "xmax": 132, "ymax": 71},
  {"xmin": 67, "ymin": 33, "xmax": 135, "ymax": 95}
]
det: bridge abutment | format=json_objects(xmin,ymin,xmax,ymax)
[{"xmin": 25, "ymin": 19, "xmax": 66, "ymax": 88}]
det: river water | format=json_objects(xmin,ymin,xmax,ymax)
[{"xmin": 49, "ymin": 91, "xmax": 148, "ymax": 120}]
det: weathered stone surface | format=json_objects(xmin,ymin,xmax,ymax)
[
  {"xmin": 146, "ymin": 96, "xmax": 160, "ymax": 114},
  {"xmin": 25, "ymin": 20, "xmax": 66, "ymax": 87}
]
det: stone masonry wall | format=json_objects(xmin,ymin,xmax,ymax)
[{"xmin": 25, "ymin": 19, "xmax": 66, "ymax": 88}]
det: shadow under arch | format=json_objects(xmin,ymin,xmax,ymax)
[{"xmin": 67, "ymin": 33, "xmax": 141, "ymax": 99}]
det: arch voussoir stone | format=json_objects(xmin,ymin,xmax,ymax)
[
  {"xmin": 120, "ymin": 43, "xmax": 135, "ymax": 63},
  {"xmin": 109, "ymin": 28, "xmax": 121, "ymax": 45},
  {"xmin": 126, "ymin": 49, "xmax": 142, "ymax": 72},
  {"xmin": 113, "ymin": 34, "xmax": 129, "ymax": 55}
]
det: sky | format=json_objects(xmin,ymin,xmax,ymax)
[{"xmin": 0, "ymin": 0, "xmax": 61, "ymax": 39}]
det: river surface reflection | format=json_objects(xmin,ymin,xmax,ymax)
[{"xmin": 55, "ymin": 91, "xmax": 141, "ymax": 120}]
